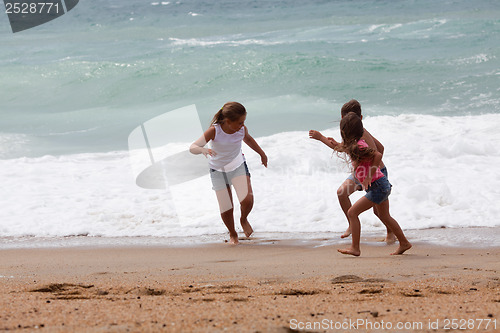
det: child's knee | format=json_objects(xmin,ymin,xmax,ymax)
[
  {"xmin": 241, "ymin": 193, "xmax": 254, "ymax": 206},
  {"xmin": 347, "ymin": 207, "xmax": 358, "ymax": 220},
  {"xmin": 217, "ymin": 197, "xmax": 234, "ymax": 214},
  {"xmin": 337, "ymin": 186, "xmax": 348, "ymax": 198},
  {"xmin": 220, "ymin": 206, "xmax": 234, "ymax": 215}
]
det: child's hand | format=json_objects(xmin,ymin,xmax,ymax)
[
  {"xmin": 362, "ymin": 176, "xmax": 372, "ymax": 191},
  {"xmin": 261, "ymin": 154, "xmax": 268, "ymax": 168},
  {"xmin": 309, "ymin": 130, "xmax": 323, "ymax": 140},
  {"xmin": 202, "ymin": 148, "xmax": 216, "ymax": 158}
]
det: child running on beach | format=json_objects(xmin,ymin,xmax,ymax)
[
  {"xmin": 309, "ymin": 99, "xmax": 395, "ymax": 243},
  {"xmin": 190, "ymin": 102, "xmax": 268, "ymax": 245},
  {"xmin": 313, "ymin": 113, "xmax": 411, "ymax": 256}
]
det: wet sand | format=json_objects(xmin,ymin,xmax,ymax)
[{"xmin": 0, "ymin": 238, "xmax": 499, "ymax": 332}]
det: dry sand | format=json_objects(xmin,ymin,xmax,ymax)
[{"xmin": 0, "ymin": 237, "xmax": 499, "ymax": 332}]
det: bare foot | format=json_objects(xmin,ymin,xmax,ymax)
[
  {"xmin": 341, "ymin": 227, "xmax": 351, "ymax": 239},
  {"xmin": 390, "ymin": 242, "xmax": 412, "ymax": 255},
  {"xmin": 240, "ymin": 219, "xmax": 253, "ymax": 238},
  {"xmin": 337, "ymin": 248, "xmax": 360, "ymax": 257},
  {"xmin": 385, "ymin": 232, "xmax": 396, "ymax": 245},
  {"xmin": 229, "ymin": 232, "xmax": 239, "ymax": 245}
]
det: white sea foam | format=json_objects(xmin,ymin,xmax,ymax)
[
  {"xmin": 0, "ymin": 133, "xmax": 31, "ymax": 159},
  {"xmin": 168, "ymin": 36, "xmax": 282, "ymax": 47},
  {"xmin": 0, "ymin": 114, "xmax": 499, "ymax": 245},
  {"xmin": 451, "ymin": 54, "xmax": 494, "ymax": 65}
]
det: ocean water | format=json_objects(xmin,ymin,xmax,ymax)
[{"xmin": 0, "ymin": 0, "xmax": 499, "ymax": 247}]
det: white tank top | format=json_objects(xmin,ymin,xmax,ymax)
[{"xmin": 209, "ymin": 123, "xmax": 245, "ymax": 172}]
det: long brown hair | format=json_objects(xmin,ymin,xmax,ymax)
[
  {"xmin": 336, "ymin": 112, "xmax": 376, "ymax": 166},
  {"xmin": 210, "ymin": 102, "xmax": 247, "ymax": 125}
]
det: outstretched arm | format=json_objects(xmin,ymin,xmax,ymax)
[
  {"xmin": 189, "ymin": 126, "xmax": 216, "ymax": 158},
  {"xmin": 309, "ymin": 130, "xmax": 339, "ymax": 150},
  {"xmin": 243, "ymin": 126, "xmax": 268, "ymax": 167}
]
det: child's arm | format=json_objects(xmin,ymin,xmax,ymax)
[
  {"xmin": 362, "ymin": 128, "xmax": 385, "ymax": 168},
  {"xmin": 309, "ymin": 130, "xmax": 339, "ymax": 150},
  {"xmin": 189, "ymin": 126, "xmax": 216, "ymax": 158},
  {"xmin": 362, "ymin": 151, "xmax": 382, "ymax": 190},
  {"xmin": 243, "ymin": 126, "xmax": 268, "ymax": 167},
  {"xmin": 363, "ymin": 128, "xmax": 384, "ymax": 155}
]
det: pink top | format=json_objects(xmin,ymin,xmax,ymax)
[{"xmin": 354, "ymin": 139, "xmax": 384, "ymax": 184}]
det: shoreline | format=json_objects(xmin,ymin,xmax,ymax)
[
  {"xmin": 0, "ymin": 234, "xmax": 499, "ymax": 332},
  {"xmin": 1, "ymin": 226, "xmax": 499, "ymax": 250}
]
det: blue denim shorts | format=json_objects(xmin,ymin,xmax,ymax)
[
  {"xmin": 210, "ymin": 162, "xmax": 251, "ymax": 191},
  {"xmin": 365, "ymin": 175, "xmax": 392, "ymax": 204},
  {"xmin": 347, "ymin": 167, "xmax": 388, "ymax": 191}
]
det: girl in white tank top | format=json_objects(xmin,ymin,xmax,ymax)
[
  {"xmin": 209, "ymin": 123, "xmax": 245, "ymax": 172},
  {"xmin": 190, "ymin": 102, "xmax": 267, "ymax": 245}
]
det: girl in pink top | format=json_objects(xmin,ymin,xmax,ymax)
[{"xmin": 334, "ymin": 113, "xmax": 411, "ymax": 256}]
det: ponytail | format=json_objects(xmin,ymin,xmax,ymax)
[{"xmin": 210, "ymin": 108, "xmax": 224, "ymax": 125}]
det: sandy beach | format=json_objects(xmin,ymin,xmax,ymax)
[{"xmin": 0, "ymin": 235, "xmax": 499, "ymax": 332}]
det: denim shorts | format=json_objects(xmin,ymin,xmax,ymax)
[
  {"xmin": 365, "ymin": 175, "xmax": 392, "ymax": 204},
  {"xmin": 210, "ymin": 162, "xmax": 251, "ymax": 191},
  {"xmin": 347, "ymin": 167, "xmax": 388, "ymax": 191}
]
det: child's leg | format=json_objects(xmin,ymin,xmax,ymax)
[
  {"xmin": 337, "ymin": 178, "xmax": 361, "ymax": 238},
  {"xmin": 338, "ymin": 196, "xmax": 374, "ymax": 256},
  {"xmin": 374, "ymin": 200, "xmax": 412, "ymax": 255},
  {"xmin": 374, "ymin": 167, "xmax": 395, "ymax": 243},
  {"xmin": 215, "ymin": 186, "xmax": 239, "ymax": 245},
  {"xmin": 373, "ymin": 204, "xmax": 396, "ymax": 244},
  {"xmin": 232, "ymin": 175, "xmax": 254, "ymax": 237}
]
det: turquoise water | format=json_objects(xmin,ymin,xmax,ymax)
[{"xmin": 0, "ymin": 0, "xmax": 499, "ymax": 158}]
